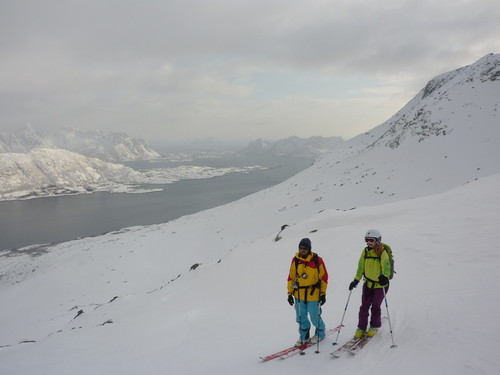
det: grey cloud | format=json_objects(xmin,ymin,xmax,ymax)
[{"xmin": 1, "ymin": 0, "xmax": 499, "ymax": 140}]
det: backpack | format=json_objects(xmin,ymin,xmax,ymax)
[{"xmin": 364, "ymin": 244, "xmax": 395, "ymax": 280}]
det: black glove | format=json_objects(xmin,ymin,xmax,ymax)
[
  {"xmin": 319, "ymin": 294, "xmax": 326, "ymax": 306},
  {"xmin": 378, "ymin": 275, "xmax": 389, "ymax": 286},
  {"xmin": 349, "ymin": 279, "xmax": 359, "ymax": 291},
  {"xmin": 288, "ymin": 295, "xmax": 294, "ymax": 306}
]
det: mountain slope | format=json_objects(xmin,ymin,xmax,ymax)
[{"xmin": 271, "ymin": 53, "xmax": 500, "ymax": 211}]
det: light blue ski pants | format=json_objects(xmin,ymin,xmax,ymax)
[{"xmin": 294, "ymin": 298, "xmax": 325, "ymax": 340}]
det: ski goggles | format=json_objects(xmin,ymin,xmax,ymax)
[{"xmin": 365, "ymin": 238, "xmax": 377, "ymax": 244}]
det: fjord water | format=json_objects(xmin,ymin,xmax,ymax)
[{"xmin": 0, "ymin": 155, "xmax": 313, "ymax": 251}]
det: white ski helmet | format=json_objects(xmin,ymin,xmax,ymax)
[{"xmin": 365, "ymin": 229, "xmax": 381, "ymax": 242}]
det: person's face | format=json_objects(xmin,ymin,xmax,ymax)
[
  {"xmin": 298, "ymin": 246, "xmax": 309, "ymax": 256},
  {"xmin": 365, "ymin": 237, "xmax": 377, "ymax": 249}
]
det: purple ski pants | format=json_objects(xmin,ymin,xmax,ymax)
[{"xmin": 357, "ymin": 283, "xmax": 389, "ymax": 331}]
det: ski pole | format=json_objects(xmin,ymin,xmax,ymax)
[
  {"xmin": 315, "ymin": 299, "xmax": 322, "ymax": 353},
  {"xmin": 296, "ymin": 296, "xmax": 306, "ymax": 355},
  {"xmin": 314, "ymin": 278, "xmax": 323, "ymax": 354},
  {"xmin": 382, "ymin": 286, "xmax": 397, "ymax": 348},
  {"xmin": 332, "ymin": 290, "xmax": 352, "ymax": 345}
]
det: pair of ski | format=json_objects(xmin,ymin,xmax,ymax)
[
  {"xmin": 261, "ymin": 329, "xmax": 375, "ymax": 361},
  {"xmin": 330, "ymin": 334, "xmax": 372, "ymax": 357},
  {"xmin": 260, "ymin": 325, "xmax": 342, "ymax": 361}
]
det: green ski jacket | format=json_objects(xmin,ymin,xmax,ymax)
[{"xmin": 354, "ymin": 243, "xmax": 392, "ymax": 288}]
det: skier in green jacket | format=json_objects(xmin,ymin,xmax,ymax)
[{"xmin": 348, "ymin": 229, "xmax": 392, "ymax": 338}]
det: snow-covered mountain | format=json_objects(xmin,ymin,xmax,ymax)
[
  {"xmin": 238, "ymin": 135, "xmax": 344, "ymax": 157},
  {"xmin": 0, "ymin": 147, "xmax": 268, "ymax": 200},
  {"xmin": 1, "ymin": 53, "xmax": 500, "ymax": 375},
  {"xmin": 49, "ymin": 127, "xmax": 162, "ymax": 162},
  {"xmin": 0, "ymin": 124, "xmax": 45, "ymax": 153},
  {"xmin": 0, "ymin": 148, "xmax": 145, "ymax": 200},
  {"xmin": 0, "ymin": 126, "xmax": 161, "ymax": 162},
  {"xmin": 275, "ymin": 52, "xmax": 500, "ymax": 212}
]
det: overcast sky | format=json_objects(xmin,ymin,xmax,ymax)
[{"xmin": 1, "ymin": 0, "xmax": 499, "ymax": 145}]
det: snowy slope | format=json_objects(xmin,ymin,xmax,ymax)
[
  {"xmin": 0, "ymin": 173, "xmax": 499, "ymax": 375},
  {"xmin": 1, "ymin": 54, "xmax": 500, "ymax": 374}
]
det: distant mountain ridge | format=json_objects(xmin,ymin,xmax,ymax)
[
  {"xmin": 0, "ymin": 126, "xmax": 161, "ymax": 162},
  {"xmin": 238, "ymin": 136, "xmax": 344, "ymax": 157}
]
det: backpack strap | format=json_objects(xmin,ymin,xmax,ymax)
[
  {"xmin": 363, "ymin": 248, "xmax": 386, "ymax": 288},
  {"xmin": 310, "ymin": 254, "xmax": 321, "ymax": 296},
  {"xmin": 364, "ymin": 247, "xmax": 387, "ymax": 260}
]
